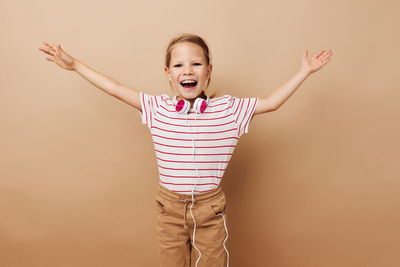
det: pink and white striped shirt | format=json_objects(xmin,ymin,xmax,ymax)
[{"xmin": 139, "ymin": 92, "xmax": 258, "ymax": 194}]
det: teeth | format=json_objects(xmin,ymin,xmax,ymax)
[{"xmin": 181, "ymin": 80, "xmax": 196, "ymax": 84}]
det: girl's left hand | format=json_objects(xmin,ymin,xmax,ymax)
[{"xmin": 300, "ymin": 49, "xmax": 333, "ymax": 75}]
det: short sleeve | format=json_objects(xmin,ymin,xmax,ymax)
[
  {"xmin": 229, "ymin": 96, "xmax": 259, "ymax": 137},
  {"xmin": 139, "ymin": 92, "xmax": 160, "ymax": 128}
]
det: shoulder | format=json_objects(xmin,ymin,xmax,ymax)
[
  {"xmin": 209, "ymin": 94, "xmax": 232, "ymax": 100},
  {"xmin": 160, "ymin": 93, "xmax": 172, "ymax": 102},
  {"xmin": 209, "ymin": 94, "xmax": 233, "ymax": 105},
  {"xmin": 140, "ymin": 92, "xmax": 174, "ymax": 112}
]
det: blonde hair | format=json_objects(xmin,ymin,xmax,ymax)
[{"xmin": 165, "ymin": 33, "xmax": 216, "ymax": 97}]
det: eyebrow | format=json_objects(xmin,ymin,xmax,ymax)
[{"xmin": 172, "ymin": 58, "xmax": 204, "ymax": 63}]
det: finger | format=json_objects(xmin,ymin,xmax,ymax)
[
  {"xmin": 314, "ymin": 49, "xmax": 325, "ymax": 59},
  {"xmin": 57, "ymin": 44, "xmax": 63, "ymax": 54},
  {"xmin": 320, "ymin": 50, "xmax": 333, "ymax": 62},
  {"xmin": 323, "ymin": 57, "xmax": 332, "ymax": 65},
  {"xmin": 44, "ymin": 41, "xmax": 56, "ymax": 52},
  {"xmin": 320, "ymin": 55, "xmax": 332, "ymax": 65},
  {"xmin": 58, "ymin": 44, "xmax": 66, "ymax": 54},
  {"xmin": 46, "ymin": 57, "xmax": 54, "ymax": 62},
  {"xmin": 53, "ymin": 45, "xmax": 61, "ymax": 56},
  {"xmin": 39, "ymin": 47, "xmax": 55, "ymax": 57}
]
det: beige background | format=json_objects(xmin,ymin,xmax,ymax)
[{"xmin": 1, "ymin": 0, "xmax": 399, "ymax": 266}]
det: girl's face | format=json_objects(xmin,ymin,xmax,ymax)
[{"xmin": 165, "ymin": 42, "xmax": 212, "ymax": 103}]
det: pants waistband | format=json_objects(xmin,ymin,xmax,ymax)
[{"xmin": 157, "ymin": 183, "xmax": 224, "ymax": 205}]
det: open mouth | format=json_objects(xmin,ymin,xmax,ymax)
[{"xmin": 180, "ymin": 80, "xmax": 198, "ymax": 89}]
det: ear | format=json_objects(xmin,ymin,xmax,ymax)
[
  {"xmin": 207, "ymin": 64, "xmax": 213, "ymax": 80},
  {"xmin": 164, "ymin": 66, "xmax": 172, "ymax": 82}
]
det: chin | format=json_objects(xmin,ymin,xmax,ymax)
[{"xmin": 180, "ymin": 89, "xmax": 203, "ymax": 99}]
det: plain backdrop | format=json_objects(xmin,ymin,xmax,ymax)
[{"xmin": 1, "ymin": 0, "xmax": 399, "ymax": 266}]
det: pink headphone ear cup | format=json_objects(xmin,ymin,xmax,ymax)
[
  {"xmin": 199, "ymin": 100, "xmax": 207, "ymax": 113},
  {"xmin": 176, "ymin": 99, "xmax": 190, "ymax": 114},
  {"xmin": 193, "ymin": 98, "xmax": 207, "ymax": 114}
]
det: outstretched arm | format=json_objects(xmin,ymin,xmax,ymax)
[
  {"xmin": 39, "ymin": 42, "xmax": 141, "ymax": 111},
  {"xmin": 254, "ymin": 49, "xmax": 333, "ymax": 115}
]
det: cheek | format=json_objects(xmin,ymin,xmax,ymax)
[
  {"xmin": 202, "ymin": 68, "xmax": 209, "ymax": 78},
  {"xmin": 171, "ymin": 72, "xmax": 180, "ymax": 81}
]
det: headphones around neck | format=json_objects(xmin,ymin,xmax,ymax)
[{"xmin": 173, "ymin": 95, "xmax": 210, "ymax": 114}]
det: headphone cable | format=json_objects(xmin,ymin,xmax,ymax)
[
  {"xmin": 187, "ymin": 112, "xmax": 202, "ymax": 267},
  {"xmin": 184, "ymin": 99, "xmax": 229, "ymax": 267}
]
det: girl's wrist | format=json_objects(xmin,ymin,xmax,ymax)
[
  {"xmin": 72, "ymin": 58, "xmax": 81, "ymax": 72},
  {"xmin": 298, "ymin": 68, "xmax": 311, "ymax": 78}
]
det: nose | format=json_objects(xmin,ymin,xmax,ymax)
[{"xmin": 183, "ymin": 65, "xmax": 194, "ymax": 75}]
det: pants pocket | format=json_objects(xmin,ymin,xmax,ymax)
[
  {"xmin": 209, "ymin": 192, "xmax": 227, "ymax": 216},
  {"xmin": 155, "ymin": 196, "xmax": 165, "ymax": 214}
]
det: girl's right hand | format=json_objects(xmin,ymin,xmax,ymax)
[{"xmin": 39, "ymin": 42, "xmax": 76, "ymax": 71}]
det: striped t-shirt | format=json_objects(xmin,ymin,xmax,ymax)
[{"xmin": 139, "ymin": 92, "xmax": 258, "ymax": 194}]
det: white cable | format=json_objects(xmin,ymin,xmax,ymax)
[
  {"xmin": 186, "ymin": 112, "xmax": 202, "ymax": 267},
  {"xmin": 187, "ymin": 106, "xmax": 229, "ymax": 267},
  {"xmin": 218, "ymin": 212, "xmax": 230, "ymax": 267}
]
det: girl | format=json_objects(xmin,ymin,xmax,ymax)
[{"xmin": 39, "ymin": 33, "xmax": 333, "ymax": 267}]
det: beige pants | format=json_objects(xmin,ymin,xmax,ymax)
[{"xmin": 155, "ymin": 183, "xmax": 229, "ymax": 267}]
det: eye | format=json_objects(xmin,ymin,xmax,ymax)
[
  {"xmin": 193, "ymin": 63, "xmax": 202, "ymax": 66},
  {"xmin": 173, "ymin": 64, "xmax": 182, "ymax": 67}
]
